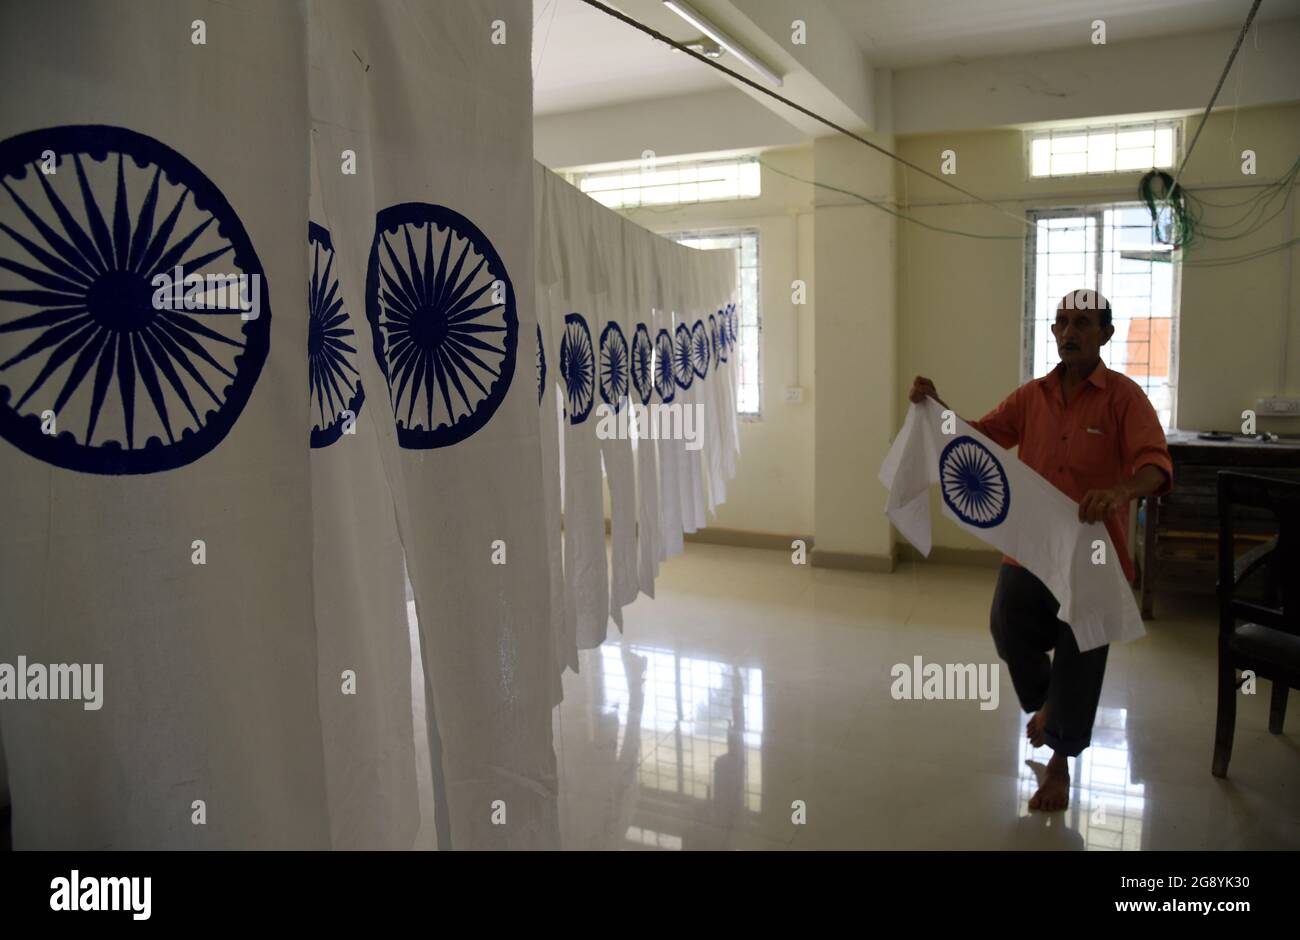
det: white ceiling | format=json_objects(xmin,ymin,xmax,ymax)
[
  {"xmin": 534, "ymin": 0, "xmax": 1294, "ymax": 116},
  {"xmin": 822, "ymin": 0, "xmax": 1293, "ymax": 69},
  {"xmin": 532, "ymin": 0, "xmax": 732, "ymax": 116}
]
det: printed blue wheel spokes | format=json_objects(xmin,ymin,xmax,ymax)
[
  {"xmin": 691, "ymin": 319, "xmax": 709, "ymax": 379},
  {"xmin": 672, "ymin": 323, "xmax": 694, "ymax": 390},
  {"xmin": 560, "ymin": 312, "xmax": 594, "ymax": 424},
  {"xmin": 0, "ymin": 125, "xmax": 270, "ymax": 474},
  {"xmin": 710, "ymin": 313, "xmax": 725, "ymax": 365},
  {"xmin": 630, "ymin": 323, "xmax": 652, "ymax": 406},
  {"xmin": 599, "ymin": 320, "xmax": 629, "ymax": 412},
  {"xmin": 654, "ymin": 328, "xmax": 675, "ymax": 404},
  {"xmin": 308, "ymin": 222, "xmax": 364, "ymax": 448},
  {"xmin": 365, "ymin": 202, "xmax": 516, "ymax": 449},
  {"xmin": 535, "ymin": 322, "xmax": 546, "ymax": 406},
  {"xmin": 939, "ymin": 436, "xmax": 1010, "ymax": 528}
]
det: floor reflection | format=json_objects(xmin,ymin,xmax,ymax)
[
  {"xmin": 1017, "ymin": 706, "xmax": 1146, "ymax": 850},
  {"xmin": 565, "ymin": 641, "xmax": 764, "ymax": 849},
  {"xmin": 555, "ymin": 547, "xmax": 1299, "ymax": 850}
]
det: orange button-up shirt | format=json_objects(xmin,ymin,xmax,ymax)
[{"xmin": 969, "ymin": 361, "xmax": 1173, "ymax": 584}]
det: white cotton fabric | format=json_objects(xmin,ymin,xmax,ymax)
[
  {"xmin": 534, "ymin": 166, "xmax": 572, "ymax": 692},
  {"xmin": 627, "ymin": 220, "xmax": 660, "ymax": 599},
  {"xmin": 0, "ymin": 0, "xmax": 740, "ymax": 851},
  {"xmin": 596, "ymin": 214, "xmax": 639, "ymax": 629},
  {"xmin": 308, "ymin": 145, "xmax": 419, "ymax": 851},
  {"xmin": 307, "ymin": 0, "xmax": 557, "ymax": 849},
  {"xmin": 552, "ymin": 181, "xmax": 609, "ymax": 653},
  {"xmin": 535, "ymin": 166, "xmax": 737, "ymax": 660},
  {"xmin": 0, "ymin": 0, "xmax": 330, "ymax": 849},
  {"xmin": 879, "ymin": 398, "xmax": 1145, "ymax": 651}
]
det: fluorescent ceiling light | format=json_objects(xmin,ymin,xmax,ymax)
[{"xmin": 662, "ymin": 0, "xmax": 782, "ymax": 87}]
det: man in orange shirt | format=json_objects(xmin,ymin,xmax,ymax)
[{"xmin": 909, "ymin": 289, "xmax": 1171, "ymax": 811}]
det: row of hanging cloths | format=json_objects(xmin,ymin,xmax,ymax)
[
  {"xmin": 533, "ymin": 165, "xmax": 740, "ymax": 676},
  {"xmin": 0, "ymin": 0, "xmax": 555, "ymax": 850},
  {"xmin": 0, "ymin": 0, "xmax": 735, "ymax": 850}
]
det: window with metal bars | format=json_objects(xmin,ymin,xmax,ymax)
[
  {"xmin": 1027, "ymin": 120, "xmax": 1180, "ymax": 178},
  {"xmin": 1024, "ymin": 205, "xmax": 1180, "ymax": 427}
]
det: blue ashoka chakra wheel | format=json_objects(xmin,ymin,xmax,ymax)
[
  {"xmin": 653, "ymin": 327, "xmax": 675, "ymax": 404},
  {"xmin": 535, "ymin": 322, "xmax": 546, "ymax": 405},
  {"xmin": 599, "ymin": 320, "xmax": 628, "ymax": 412},
  {"xmin": 630, "ymin": 323, "xmax": 652, "ymax": 406},
  {"xmin": 691, "ymin": 318, "xmax": 709, "ymax": 379},
  {"xmin": 559, "ymin": 312, "xmax": 594, "ymax": 424},
  {"xmin": 308, "ymin": 222, "xmax": 364, "ymax": 449},
  {"xmin": 710, "ymin": 313, "xmax": 724, "ymax": 365},
  {"xmin": 0, "ymin": 124, "xmax": 271, "ymax": 474},
  {"xmin": 672, "ymin": 322, "xmax": 694, "ymax": 390},
  {"xmin": 727, "ymin": 304, "xmax": 737, "ymax": 346},
  {"xmin": 365, "ymin": 202, "xmax": 516, "ymax": 449},
  {"xmin": 939, "ymin": 435, "xmax": 1010, "ymax": 528}
]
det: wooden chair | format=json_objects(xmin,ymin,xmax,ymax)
[
  {"xmin": 1212, "ymin": 471, "xmax": 1300, "ymax": 778},
  {"xmin": 1211, "ymin": 473, "xmax": 1294, "ymax": 774}
]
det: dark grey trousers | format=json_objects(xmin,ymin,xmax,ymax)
[{"xmin": 989, "ymin": 564, "xmax": 1109, "ymax": 757}]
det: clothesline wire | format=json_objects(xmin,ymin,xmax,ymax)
[{"xmin": 575, "ymin": 0, "xmax": 1036, "ymax": 232}]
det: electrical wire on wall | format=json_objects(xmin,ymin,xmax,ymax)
[
  {"xmin": 761, "ymin": 155, "xmax": 1300, "ymax": 268},
  {"xmin": 578, "ymin": 0, "xmax": 1297, "ymax": 271}
]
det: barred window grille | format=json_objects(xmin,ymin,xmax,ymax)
[
  {"xmin": 1024, "ymin": 205, "xmax": 1179, "ymax": 427},
  {"xmin": 1027, "ymin": 121, "xmax": 1180, "ymax": 178}
]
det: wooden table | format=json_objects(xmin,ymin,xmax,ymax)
[{"xmin": 1139, "ymin": 431, "xmax": 1300, "ymax": 618}]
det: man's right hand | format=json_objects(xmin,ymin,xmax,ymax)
[{"xmin": 909, "ymin": 375, "xmax": 938, "ymax": 404}]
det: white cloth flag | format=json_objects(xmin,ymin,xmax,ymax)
[
  {"xmin": 0, "ymin": 0, "xmax": 330, "ymax": 849},
  {"xmin": 592, "ymin": 210, "xmax": 638, "ymax": 630},
  {"xmin": 879, "ymin": 398, "xmax": 1144, "ymax": 652},
  {"xmin": 626, "ymin": 220, "xmax": 660, "ymax": 599},
  {"xmin": 552, "ymin": 181, "xmax": 610, "ymax": 652},
  {"xmin": 308, "ymin": 0, "xmax": 558, "ymax": 849},
  {"xmin": 308, "ymin": 146, "xmax": 419, "ymax": 851},
  {"xmin": 533, "ymin": 166, "xmax": 572, "ymax": 691}
]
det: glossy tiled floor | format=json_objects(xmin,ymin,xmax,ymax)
[{"xmin": 551, "ymin": 543, "xmax": 1300, "ymax": 850}]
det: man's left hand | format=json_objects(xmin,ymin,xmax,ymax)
[{"xmin": 1078, "ymin": 485, "xmax": 1130, "ymax": 524}]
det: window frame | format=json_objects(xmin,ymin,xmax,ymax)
[
  {"xmin": 1022, "ymin": 204, "xmax": 1181, "ymax": 428},
  {"xmin": 566, "ymin": 156, "xmax": 761, "ymax": 211},
  {"xmin": 1024, "ymin": 119, "xmax": 1182, "ymax": 181}
]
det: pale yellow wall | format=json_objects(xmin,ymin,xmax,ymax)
[
  {"xmin": 813, "ymin": 132, "xmax": 898, "ymax": 561},
  {"xmin": 587, "ymin": 103, "xmax": 1297, "ymax": 555},
  {"xmin": 621, "ymin": 146, "xmax": 817, "ymax": 536},
  {"xmin": 895, "ymin": 101, "xmax": 1300, "ymax": 552}
]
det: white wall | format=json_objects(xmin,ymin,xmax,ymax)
[
  {"xmin": 892, "ymin": 18, "xmax": 1300, "ymax": 135},
  {"xmin": 535, "ymin": 87, "xmax": 805, "ymax": 171}
]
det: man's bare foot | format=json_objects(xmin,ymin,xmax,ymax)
[
  {"xmin": 1026, "ymin": 705, "xmax": 1048, "ymax": 748},
  {"xmin": 1028, "ymin": 753, "xmax": 1070, "ymax": 811}
]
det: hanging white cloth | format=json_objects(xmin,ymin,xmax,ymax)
[
  {"xmin": 551, "ymin": 180, "xmax": 609, "ymax": 652},
  {"xmin": 533, "ymin": 164, "xmax": 572, "ymax": 691},
  {"xmin": 879, "ymin": 398, "xmax": 1145, "ymax": 651},
  {"xmin": 307, "ymin": 0, "xmax": 558, "ymax": 848},
  {"xmin": 0, "ymin": 0, "xmax": 331, "ymax": 849},
  {"xmin": 308, "ymin": 144, "xmax": 420, "ymax": 851},
  {"xmin": 592, "ymin": 210, "xmax": 639, "ymax": 630},
  {"xmin": 627, "ymin": 220, "xmax": 661, "ymax": 599}
]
